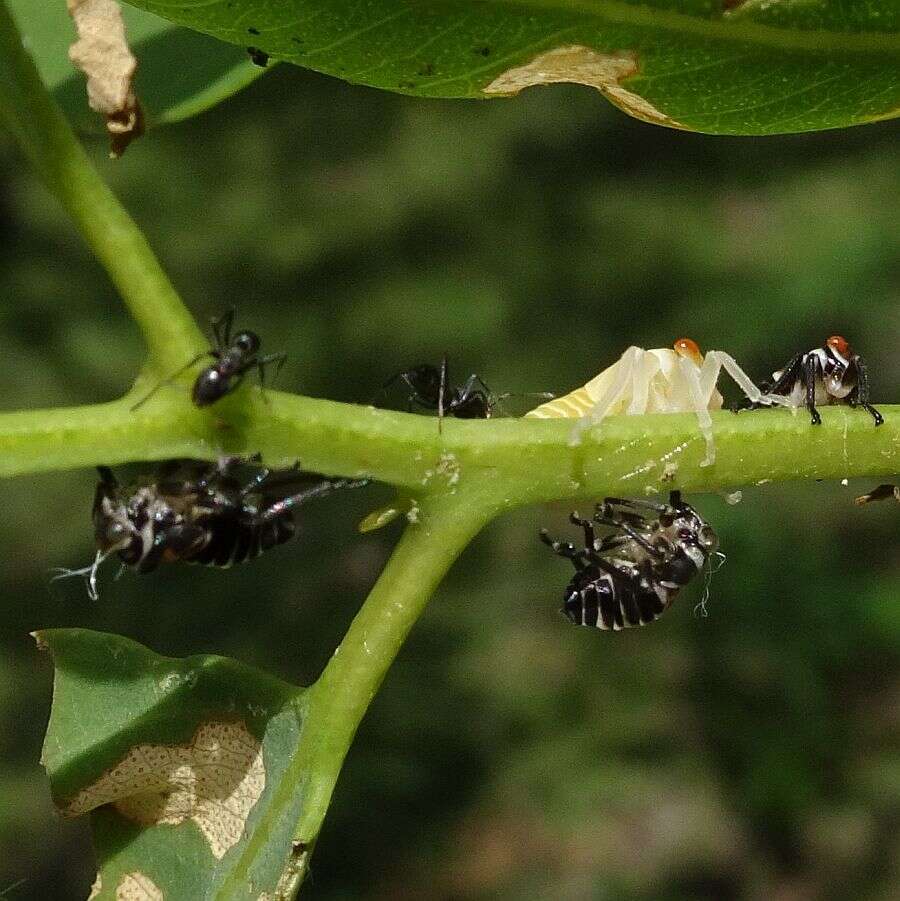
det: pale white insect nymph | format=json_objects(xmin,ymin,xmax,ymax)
[{"xmin": 526, "ymin": 338, "xmax": 785, "ymax": 465}]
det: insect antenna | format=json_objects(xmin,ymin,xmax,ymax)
[
  {"xmin": 130, "ymin": 352, "xmax": 211, "ymax": 411},
  {"xmin": 437, "ymin": 354, "xmax": 447, "ymax": 434},
  {"xmin": 490, "ymin": 391, "xmax": 555, "ymax": 416},
  {"xmin": 49, "ymin": 549, "xmax": 110, "ymax": 600},
  {"xmin": 693, "ymin": 550, "xmax": 726, "ymax": 619}
]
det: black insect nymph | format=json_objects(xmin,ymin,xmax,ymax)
[
  {"xmin": 64, "ymin": 458, "xmax": 369, "ymax": 596},
  {"xmin": 751, "ymin": 335, "xmax": 882, "ymax": 426},
  {"xmin": 382, "ymin": 356, "xmax": 495, "ymax": 427},
  {"xmin": 541, "ymin": 491, "xmax": 719, "ymax": 630}
]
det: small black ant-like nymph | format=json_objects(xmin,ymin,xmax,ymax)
[
  {"xmin": 540, "ymin": 491, "xmax": 720, "ymax": 631},
  {"xmin": 383, "ymin": 357, "xmax": 495, "ymax": 422},
  {"xmin": 754, "ymin": 335, "xmax": 883, "ymax": 426},
  {"xmin": 55, "ymin": 458, "xmax": 367, "ymax": 598},
  {"xmin": 132, "ymin": 309, "xmax": 286, "ymax": 411}
]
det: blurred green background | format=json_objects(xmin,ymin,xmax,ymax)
[{"xmin": 0, "ymin": 59, "xmax": 898, "ymax": 901}]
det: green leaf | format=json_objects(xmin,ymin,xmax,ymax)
[
  {"xmin": 8, "ymin": 1, "xmax": 269, "ymax": 129},
  {"xmin": 119, "ymin": 0, "xmax": 899, "ymax": 134},
  {"xmin": 37, "ymin": 629, "xmax": 309, "ymax": 899}
]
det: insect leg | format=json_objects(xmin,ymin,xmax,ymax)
[
  {"xmin": 765, "ymin": 354, "xmax": 804, "ymax": 399},
  {"xmin": 851, "ymin": 355, "xmax": 884, "ymax": 425},
  {"xmin": 211, "ymin": 307, "xmax": 235, "ymax": 351},
  {"xmin": 707, "ymin": 351, "xmax": 793, "ymax": 408},
  {"xmin": 456, "ymin": 372, "xmax": 492, "ymax": 416},
  {"xmin": 678, "ymin": 356, "xmax": 716, "ymax": 466},
  {"xmin": 130, "ymin": 352, "xmax": 212, "ymax": 411},
  {"xmin": 539, "ymin": 529, "xmax": 589, "ymax": 569},
  {"xmin": 588, "ymin": 347, "xmax": 639, "ymax": 425},
  {"xmin": 437, "ymin": 355, "xmax": 448, "ymax": 433},
  {"xmin": 92, "ymin": 467, "xmax": 118, "ymax": 521},
  {"xmin": 601, "ymin": 496, "xmax": 673, "ymax": 515},
  {"xmin": 855, "ymin": 484, "xmax": 899, "ymax": 505},
  {"xmin": 257, "ymin": 352, "xmax": 287, "ymax": 387},
  {"xmin": 261, "ymin": 478, "xmax": 369, "ymax": 520},
  {"xmin": 593, "ymin": 509, "xmax": 666, "ymax": 560},
  {"xmin": 458, "ymin": 372, "xmax": 492, "ymax": 400},
  {"xmin": 570, "ymin": 347, "xmax": 640, "ymax": 445},
  {"xmin": 255, "ymin": 352, "xmax": 287, "ymax": 405},
  {"xmin": 626, "ymin": 350, "xmax": 659, "ymax": 415},
  {"xmin": 568, "ymin": 512, "xmax": 598, "ymax": 551},
  {"xmin": 804, "ymin": 355, "xmax": 822, "ymax": 425},
  {"xmin": 585, "ymin": 553, "xmax": 640, "ymax": 588}
]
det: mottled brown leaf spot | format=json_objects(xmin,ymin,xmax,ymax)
[
  {"xmin": 67, "ymin": 0, "xmax": 144, "ymax": 157},
  {"xmin": 483, "ymin": 45, "xmax": 685, "ymax": 130},
  {"xmin": 61, "ymin": 721, "xmax": 266, "ymax": 860},
  {"xmin": 115, "ymin": 872, "xmax": 163, "ymax": 901}
]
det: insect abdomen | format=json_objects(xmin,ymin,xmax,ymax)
[
  {"xmin": 526, "ymin": 386, "xmax": 594, "ymax": 419},
  {"xmin": 188, "ymin": 512, "xmax": 295, "ymax": 568},
  {"xmin": 565, "ymin": 570, "xmax": 668, "ymax": 630}
]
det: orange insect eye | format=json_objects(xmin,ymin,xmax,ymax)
[
  {"xmin": 827, "ymin": 335, "xmax": 850, "ymax": 357},
  {"xmin": 673, "ymin": 337, "xmax": 702, "ymax": 363}
]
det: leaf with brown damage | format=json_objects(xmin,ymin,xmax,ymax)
[
  {"xmin": 67, "ymin": 0, "xmax": 143, "ymax": 155},
  {"xmin": 37, "ymin": 629, "xmax": 307, "ymax": 898},
  {"xmin": 121, "ymin": 0, "xmax": 900, "ymax": 135},
  {"xmin": 483, "ymin": 46, "xmax": 686, "ymax": 130},
  {"xmin": 62, "ymin": 720, "xmax": 266, "ymax": 860}
]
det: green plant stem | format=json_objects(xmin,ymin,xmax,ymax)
[
  {"xmin": 0, "ymin": 395, "xmax": 896, "ymax": 499},
  {"xmin": 0, "ymin": 0, "xmax": 204, "ymax": 372},
  {"xmin": 296, "ymin": 490, "xmax": 497, "ymax": 843}
]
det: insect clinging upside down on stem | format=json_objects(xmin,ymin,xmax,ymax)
[
  {"xmin": 526, "ymin": 338, "xmax": 785, "ymax": 465},
  {"xmin": 541, "ymin": 491, "xmax": 722, "ymax": 631},
  {"xmin": 52, "ymin": 458, "xmax": 368, "ymax": 599}
]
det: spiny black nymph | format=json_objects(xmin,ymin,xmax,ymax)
[
  {"xmin": 52, "ymin": 458, "xmax": 368, "ymax": 599},
  {"xmin": 541, "ymin": 491, "xmax": 719, "ymax": 631}
]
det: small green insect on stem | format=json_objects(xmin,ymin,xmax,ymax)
[{"xmin": 0, "ymin": 0, "xmax": 204, "ymax": 374}]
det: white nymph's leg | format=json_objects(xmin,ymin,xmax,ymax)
[
  {"xmin": 702, "ymin": 351, "xmax": 792, "ymax": 407},
  {"xmin": 627, "ymin": 351, "xmax": 660, "ymax": 415},
  {"xmin": 569, "ymin": 347, "xmax": 641, "ymax": 446},
  {"xmin": 678, "ymin": 356, "xmax": 716, "ymax": 466}
]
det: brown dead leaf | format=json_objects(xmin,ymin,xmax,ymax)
[{"xmin": 67, "ymin": 0, "xmax": 143, "ymax": 157}]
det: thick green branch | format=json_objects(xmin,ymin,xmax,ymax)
[
  {"xmin": 0, "ymin": 394, "xmax": 896, "ymax": 501},
  {"xmin": 0, "ymin": 0, "xmax": 204, "ymax": 371}
]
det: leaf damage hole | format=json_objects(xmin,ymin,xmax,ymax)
[
  {"xmin": 115, "ymin": 872, "xmax": 163, "ymax": 901},
  {"xmin": 482, "ymin": 45, "xmax": 685, "ymax": 130},
  {"xmin": 60, "ymin": 720, "xmax": 266, "ymax": 860}
]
